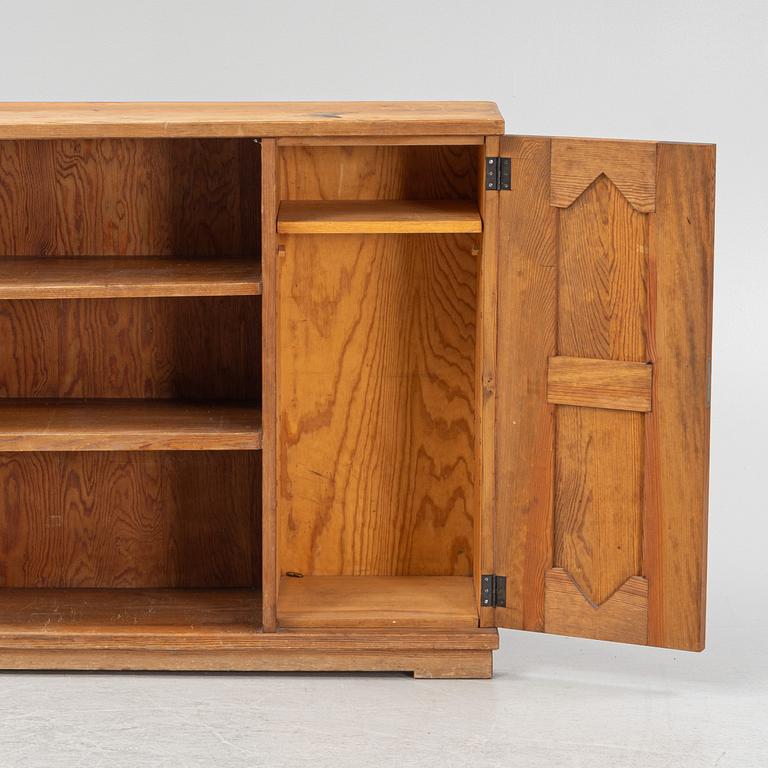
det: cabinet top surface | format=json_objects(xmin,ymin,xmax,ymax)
[{"xmin": 0, "ymin": 101, "xmax": 504, "ymax": 139}]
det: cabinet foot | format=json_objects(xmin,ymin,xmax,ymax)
[{"xmin": 412, "ymin": 650, "xmax": 493, "ymax": 679}]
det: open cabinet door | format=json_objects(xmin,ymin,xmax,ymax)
[{"xmin": 492, "ymin": 136, "xmax": 714, "ymax": 650}]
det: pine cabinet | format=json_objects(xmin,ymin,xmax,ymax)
[{"xmin": 0, "ymin": 103, "xmax": 714, "ymax": 677}]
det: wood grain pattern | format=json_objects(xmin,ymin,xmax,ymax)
[
  {"xmin": 544, "ymin": 568, "xmax": 648, "ymax": 644},
  {"xmin": 475, "ymin": 136, "xmax": 499, "ymax": 628},
  {"xmin": 494, "ymin": 136, "xmax": 714, "ymax": 652},
  {"xmin": 277, "ymin": 200, "xmax": 482, "ymax": 234},
  {"xmin": 0, "ymin": 622, "xmax": 498, "ymax": 651},
  {"xmin": 0, "ymin": 258, "xmax": 262, "ymax": 299},
  {"xmin": 278, "ymin": 144, "xmax": 478, "ymax": 202},
  {"xmin": 260, "ymin": 138, "xmax": 279, "ymax": 632},
  {"xmin": 644, "ymin": 143, "xmax": 715, "ymax": 651},
  {"xmin": 493, "ymin": 136, "xmax": 557, "ymax": 631},
  {"xmin": 558, "ymin": 176, "xmax": 648, "ymax": 362},
  {"xmin": 0, "ymin": 297, "xmax": 260, "ymax": 400},
  {"xmin": 277, "ymin": 234, "xmax": 476, "ymax": 577},
  {"xmin": 0, "ymin": 139, "xmax": 259, "ymax": 258},
  {"xmin": 548, "ymin": 356, "xmax": 652, "ymax": 412},
  {"xmin": 277, "ymin": 135, "xmax": 486, "ymax": 146},
  {"xmin": 277, "ymin": 576, "xmax": 477, "ymax": 629},
  {"xmin": 0, "ymin": 648, "xmax": 494, "ymax": 677},
  {"xmin": 0, "ymin": 401, "xmax": 262, "ymax": 451},
  {"xmin": 556, "ymin": 173, "xmax": 647, "ymax": 607},
  {"xmin": 554, "ymin": 406, "xmax": 644, "ymax": 606},
  {"xmin": 0, "ymin": 451, "xmax": 260, "ymax": 588},
  {"xmin": 0, "ymin": 589, "xmax": 262, "ymax": 630},
  {"xmin": 551, "ymin": 138, "xmax": 656, "ymax": 212},
  {"xmin": 0, "ymin": 102, "xmax": 505, "ymax": 139}
]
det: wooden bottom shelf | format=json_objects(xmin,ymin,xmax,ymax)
[
  {"xmin": 277, "ymin": 576, "xmax": 478, "ymax": 629},
  {"xmin": 0, "ymin": 588, "xmax": 262, "ymax": 636},
  {"xmin": 0, "ymin": 586, "xmax": 495, "ymax": 676}
]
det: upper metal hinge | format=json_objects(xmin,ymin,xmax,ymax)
[
  {"xmin": 485, "ymin": 156, "xmax": 511, "ymax": 191},
  {"xmin": 480, "ymin": 574, "xmax": 507, "ymax": 608}
]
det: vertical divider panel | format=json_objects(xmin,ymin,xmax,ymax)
[{"xmin": 261, "ymin": 138, "xmax": 279, "ymax": 632}]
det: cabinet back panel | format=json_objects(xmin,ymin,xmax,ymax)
[
  {"xmin": 0, "ymin": 139, "xmax": 260, "ymax": 257},
  {"xmin": 278, "ymin": 145, "xmax": 478, "ymax": 201},
  {"xmin": 0, "ymin": 451, "xmax": 261, "ymax": 588},
  {"xmin": 0, "ymin": 296, "xmax": 260, "ymax": 399},
  {"xmin": 277, "ymin": 233, "xmax": 476, "ymax": 577}
]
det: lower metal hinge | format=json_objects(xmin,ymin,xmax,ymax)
[
  {"xmin": 480, "ymin": 574, "xmax": 507, "ymax": 608},
  {"xmin": 485, "ymin": 157, "xmax": 511, "ymax": 191}
]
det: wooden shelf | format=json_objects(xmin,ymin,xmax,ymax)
[
  {"xmin": 0, "ymin": 589, "xmax": 262, "ymax": 636},
  {"xmin": 277, "ymin": 576, "xmax": 478, "ymax": 629},
  {"xmin": 277, "ymin": 200, "xmax": 482, "ymax": 234},
  {"xmin": 0, "ymin": 258, "xmax": 262, "ymax": 299},
  {"xmin": 0, "ymin": 588, "xmax": 497, "ymax": 667},
  {"xmin": 0, "ymin": 400, "xmax": 263, "ymax": 451}
]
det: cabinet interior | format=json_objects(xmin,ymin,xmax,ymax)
[
  {"xmin": 0, "ymin": 138, "xmax": 263, "ymax": 635},
  {"xmin": 274, "ymin": 142, "xmax": 484, "ymax": 629},
  {"xmin": 0, "ymin": 137, "xmax": 486, "ymax": 637}
]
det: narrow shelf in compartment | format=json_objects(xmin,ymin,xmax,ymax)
[
  {"xmin": 0, "ymin": 589, "xmax": 262, "ymax": 640},
  {"xmin": 0, "ymin": 400, "xmax": 263, "ymax": 451},
  {"xmin": 277, "ymin": 200, "xmax": 482, "ymax": 234},
  {"xmin": 277, "ymin": 576, "xmax": 478, "ymax": 629},
  {"xmin": 0, "ymin": 258, "xmax": 262, "ymax": 299}
]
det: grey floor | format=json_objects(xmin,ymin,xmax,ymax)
[{"xmin": 0, "ymin": 620, "xmax": 765, "ymax": 768}]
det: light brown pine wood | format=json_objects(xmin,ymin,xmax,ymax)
[
  {"xmin": 277, "ymin": 576, "xmax": 478, "ymax": 629},
  {"xmin": 551, "ymin": 138, "xmax": 656, "ymax": 212},
  {"xmin": 555, "ymin": 171, "xmax": 647, "ymax": 608},
  {"xmin": 544, "ymin": 568, "xmax": 648, "ymax": 644},
  {"xmin": 0, "ymin": 586, "xmax": 493, "ymax": 676},
  {"xmin": 493, "ymin": 136, "xmax": 557, "ymax": 632},
  {"xmin": 0, "ymin": 589, "xmax": 262, "ymax": 631},
  {"xmin": 0, "ymin": 451, "xmax": 261, "ymax": 589},
  {"xmin": 277, "ymin": 200, "xmax": 482, "ymax": 234},
  {"xmin": 0, "ymin": 102, "xmax": 504, "ymax": 139},
  {"xmin": 277, "ymin": 233, "xmax": 476, "ymax": 578},
  {"xmin": 261, "ymin": 138, "xmax": 279, "ymax": 633},
  {"xmin": 0, "ymin": 401, "xmax": 262, "ymax": 451},
  {"xmin": 548, "ymin": 356, "xmax": 652, "ymax": 412},
  {"xmin": 0, "ymin": 648, "xmax": 494, "ymax": 678},
  {"xmin": 0, "ymin": 138, "xmax": 260, "ymax": 258},
  {"xmin": 0, "ymin": 258, "xmax": 262, "ymax": 299},
  {"xmin": 0, "ymin": 101, "xmax": 715, "ymax": 674},
  {"xmin": 276, "ymin": 135, "xmax": 486, "ymax": 146},
  {"xmin": 0, "ymin": 584, "xmax": 496, "ymax": 675},
  {"xmin": 476, "ymin": 136, "xmax": 499, "ymax": 628},
  {"xmin": 278, "ymin": 144, "xmax": 479, "ymax": 202},
  {"xmin": 493, "ymin": 136, "xmax": 715, "ymax": 652},
  {"xmin": 555, "ymin": 406, "xmax": 644, "ymax": 607},
  {"xmin": 0, "ymin": 297, "xmax": 260, "ymax": 400},
  {"xmin": 644, "ymin": 143, "xmax": 714, "ymax": 651}
]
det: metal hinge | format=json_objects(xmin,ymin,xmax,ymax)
[
  {"xmin": 480, "ymin": 574, "xmax": 507, "ymax": 608},
  {"xmin": 485, "ymin": 156, "xmax": 511, "ymax": 191}
]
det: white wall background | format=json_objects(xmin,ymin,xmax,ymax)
[{"xmin": 0, "ymin": 2, "xmax": 766, "ymax": 766}]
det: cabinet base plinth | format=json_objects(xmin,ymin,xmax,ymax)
[
  {"xmin": 0, "ymin": 628, "xmax": 498, "ymax": 678},
  {"xmin": 0, "ymin": 648, "xmax": 492, "ymax": 678}
]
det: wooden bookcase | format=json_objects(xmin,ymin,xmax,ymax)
[{"xmin": 0, "ymin": 103, "xmax": 715, "ymax": 677}]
